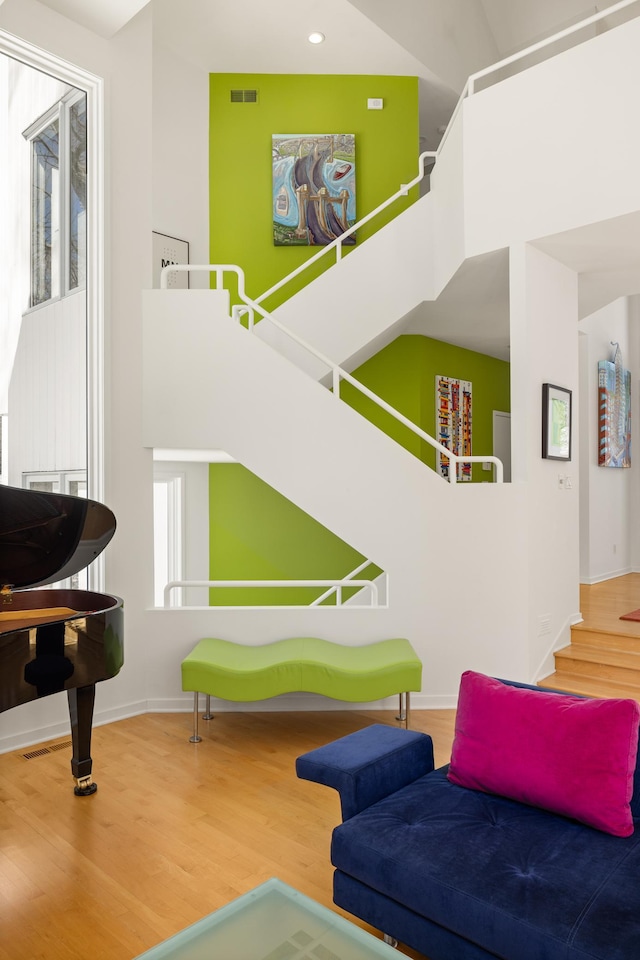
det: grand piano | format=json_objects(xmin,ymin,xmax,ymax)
[{"xmin": 0, "ymin": 484, "xmax": 123, "ymax": 795}]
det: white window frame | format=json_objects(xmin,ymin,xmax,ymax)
[
  {"xmin": 24, "ymin": 89, "xmax": 87, "ymax": 309},
  {"xmin": 153, "ymin": 471, "xmax": 185, "ymax": 607},
  {"xmin": 1, "ymin": 29, "xmax": 105, "ymax": 589},
  {"xmin": 23, "ymin": 470, "xmax": 89, "ymax": 589},
  {"xmin": 23, "ymin": 469, "xmax": 87, "ymax": 495}
]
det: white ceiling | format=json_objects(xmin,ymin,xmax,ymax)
[{"xmin": 27, "ymin": 0, "xmax": 640, "ymax": 360}]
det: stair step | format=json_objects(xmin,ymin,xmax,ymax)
[
  {"xmin": 571, "ymin": 623, "xmax": 640, "ymax": 653},
  {"xmin": 539, "ymin": 671, "xmax": 640, "ymax": 702},
  {"xmin": 554, "ymin": 644, "xmax": 640, "ymax": 686}
]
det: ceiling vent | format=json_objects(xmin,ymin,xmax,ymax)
[{"xmin": 230, "ymin": 89, "xmax": 258, "ymax": 103}]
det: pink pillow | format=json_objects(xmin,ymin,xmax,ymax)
[{"xmin": 448, "ymin": 671, "xmax": 640, "ymax": 837}]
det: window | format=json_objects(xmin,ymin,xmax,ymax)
[
  {"xmin": 23, "ymin": 470, "xmax": 86, "ymax": 496},
  {"xmin": 24, "ymin": 91, "xmax": 87, "ymax": 308},
  {"xmin": 153, "ymin": 472, "xmax": 184, "ymax": 606},
  {"xmin": 23, "ymin": 470, "xmax": 88, "ymax": 588}
]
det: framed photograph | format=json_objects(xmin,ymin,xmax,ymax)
[{"xmin": 542, "ymin": 383, "xmax": 572, "ymax": 461}]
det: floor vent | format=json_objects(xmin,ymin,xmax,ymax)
[
  {"xmin": 230, "ymin": 89, "xmax": 258, "ymax": 103},
  {"xmin": 23, "ymin": 747, "xmax": 50, "ymax": 760},
  {"xmin": 22, "ymin": 739, "xmax": 72, "ymax": 760}
]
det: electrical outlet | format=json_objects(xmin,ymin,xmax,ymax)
[{"xmin": 367, "ymin": 98, "xmax": 383, "ymax": 110}]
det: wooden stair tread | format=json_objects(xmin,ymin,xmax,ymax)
[
  {"xmin": 572, "ymin": 621, "xmax": 640, "ymax": 640},
  {"xmin": 539, "ymin": 671, "xmax": 640, "ymax": 701},
  {"xmin": 556, "ymin": 645, "xmax": 640, "ymax": 668}
]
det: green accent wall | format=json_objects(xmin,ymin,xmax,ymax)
[
  {"xmin": 208, "ymin": 338, "xmax": 510, "ymax": 605},
  {"xmin": 341, "ymin": 335, "xmax": 511, "ymax": 482},
  {"xmin": 208, "ymin": 463, "xmax": 382, "ymax": 606},
  {"xmin": 209, "ymin": 73, "xmax": 419, "ymax": 310}
]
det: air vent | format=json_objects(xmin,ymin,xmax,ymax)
[
  {"xmin": 22, "ymin": 739, "xmax": 72, "ymax": 760},
  {"xmin": 230, "ymin": 89, "xmax": 258, "ymax": 103}
]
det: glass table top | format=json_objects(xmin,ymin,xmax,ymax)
[{"xmin": 134, "ymin": 878, "xmax": 401, "ymax": 960}]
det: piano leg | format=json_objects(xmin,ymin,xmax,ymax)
[{"xmin": 68, "ymin": 684, "xmax": 98, "ymax": 796}]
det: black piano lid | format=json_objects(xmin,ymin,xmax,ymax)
[{"xmin": 0, "ymin": 484, "xmax": 116, "ymax": 590}]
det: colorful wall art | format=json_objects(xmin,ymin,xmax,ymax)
[
  {"xmin": 272, "ymin": 133, "xmax": 356, "ymax": 246},
  {"xmin": 436, "ymin": 375, "xmax": 472, "ymax": 481},
  {"xmin": 598, "ymin": 346, "xmax": 631, "ymax": 468}
]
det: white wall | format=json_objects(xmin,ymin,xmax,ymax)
[
  {"xmin": 151, "ymin": 40, "xmax": 209, "ymax": 288},
  {"xmin": 463, "ymin": 17, "xmax": 640, "ymax": 256},
  {"xmin": 578, "ymin": 298, "xmax": 635, "ymax": 583},
  {"xmin": 509, "ymin": 245, "xmax": 581, "ymax": 678}
]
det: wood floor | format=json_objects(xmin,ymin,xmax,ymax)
[
  {"xmin": 0, "ymin": 707, "xmax": 456, "ymax": 960},
  {"xmin": 1, "ymin": 575, "xmax": 635, "ymax": 960}
]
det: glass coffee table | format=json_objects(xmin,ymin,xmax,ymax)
[{"xmin": 134, "ymin": 878, "xmax": 401, "ymax": 959}]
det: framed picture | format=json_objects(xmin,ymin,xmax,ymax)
[
  {"xmin": 152, "ymin": 231, "xmax": 189, "ymax": 288},
  {"xmin": 542, "ymin": 383, "xmax": 572, "ymax": 461},
  {"xmin": 272, "ymin": 133, "xmax": 356, "ymax": 246}
]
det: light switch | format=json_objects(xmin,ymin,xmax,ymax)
[{"xmin": 367, "ymin": 98, "xmax": 383, "ymax": 110}]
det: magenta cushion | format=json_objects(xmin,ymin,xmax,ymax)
[{"xmin": 448, "ymin": 671, "xmax": 640, "ymax": 837}]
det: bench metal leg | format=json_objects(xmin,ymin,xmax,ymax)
[
  {"xmin": 396, "ymin": 692, "xmax": 411, "ymax": 729},
  {"xmin": 203, "ymin": 694, "xmax": 213, "ymax": 721},
  {"xmin": 190, "ymin": 692, "xmax": 202, "ymax": 743}
]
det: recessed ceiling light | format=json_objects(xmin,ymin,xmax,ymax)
[{"xmin": 308, "ymin": 32, "xmax": 325, "ymax": 44}]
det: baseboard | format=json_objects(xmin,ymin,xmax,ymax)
[
  {"xmin": 581, "ymin": 566, "xmax": 633, "ymax": 585},
  {"xmin": 0, "ymin": 699, "xmax": 148, "ymax": 756}
]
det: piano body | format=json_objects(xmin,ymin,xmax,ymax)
[{"xmin": 0, "ymin": 484, "xmax": 123, "ymax": 795}]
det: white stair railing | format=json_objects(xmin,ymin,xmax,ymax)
[
  {"xmin": 253, "ymin": 150, "xmax": 436, "ymax": 308},
  {"xmin": 160, "ymin": 263, "xmax": 504, "ymax": 484},
  {"xmin": 310, "ymin": 559, "xmax": 383, "ymax": 607},
  {"xmin": 162, "ymin": 577, "xmax": 382, "ymax": 609}
]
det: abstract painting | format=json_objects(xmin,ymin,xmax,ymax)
[
  {"xmin": 272, "ymin": 133, "xmax": 356, "ymax": 246},
  {"xmin": 598, "ymin": 347, "xmax": 631, "ymax": 468},
  {"xmin": 436, "ymin": 376, "xmax": 472, "ymax": 481}
]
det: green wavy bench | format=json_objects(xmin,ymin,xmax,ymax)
[{"xmin": 181, "ymin": 636, "xmax": 422, "ymax": 742}]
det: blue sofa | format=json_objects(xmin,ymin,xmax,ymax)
[{"xmin": 296, "ymin": 682, "xmax": 640, "ymax": 960}]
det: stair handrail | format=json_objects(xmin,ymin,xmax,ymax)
[
  {"xmin": 467, "ymin": 0, "xmax": 640, "ymax": 95},
  {"xmin": 160, "ymin": 263, "xmax": 504, "ymax": 484},
  {"xmin": 253, "ymin": 150, "xmax": 437, "ymax": 308},
  {"xmin": 163, "ymin": 577, "xmax": 380, "ymax": 608},
  {"xmin": 310, "ymin": 559, "xmax": 380, "ymax": 607}
]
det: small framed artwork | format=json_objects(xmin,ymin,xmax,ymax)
[
  {"xmin": 152, "ymin": 231, "xmax": 189, "ymax": 288},
  {"xmin": 542, "ymin": 383, "xmax": 572, "ymax": 461}
]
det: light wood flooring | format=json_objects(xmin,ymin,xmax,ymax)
[
  {"xmin": 1, "ymin": 575, "xmax": 635, "ymax": 960},
  {"xmin": 0, "ymin": 707, "xmax": 456, "ymax": 960},
  {"xmin": 541, "ymin": 572, "xmax": 640, "ymax": 700}
]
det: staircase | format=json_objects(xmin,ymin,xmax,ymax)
[{"xmin": 540, "ymin": 575, "xmax": 640, "ymax": 702}]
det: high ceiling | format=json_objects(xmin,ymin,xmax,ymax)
[{"xmin": 25, "ymin": 0, "xmax": 640, "ymax": 359}]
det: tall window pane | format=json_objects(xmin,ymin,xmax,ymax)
[
  {"xmin": 69, "ymin": 96, "xmax": 86, "ymax": 291},
  {"xmin": 31, "ymin": 119, "xmax": 60, "ymax": 306}
]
